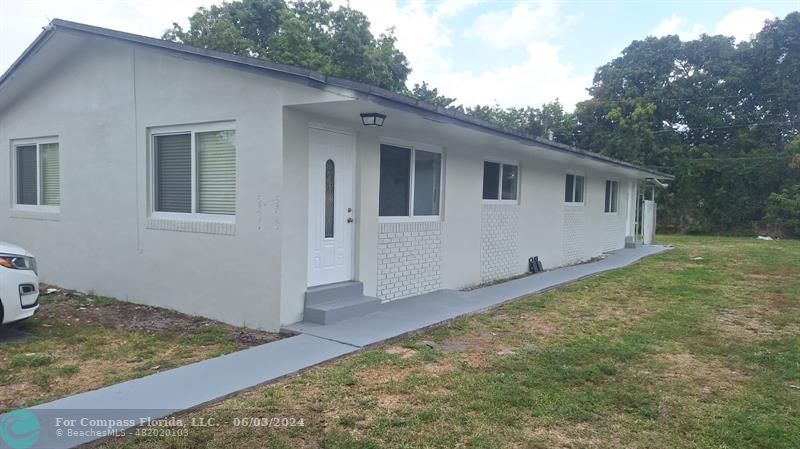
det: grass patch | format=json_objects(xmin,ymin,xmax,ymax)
[
  {"xmin": 102, "ymin": 235, "xmax": 800, "ymax": 449},
  {"xmin": 0, "ymin": 293, "xmax": 283, "ymax": 413}
]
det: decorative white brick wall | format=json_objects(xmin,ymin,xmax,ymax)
[
  {"xmin": 481, "ymin": 204, "xmax": 520, "ymax": 282},
  {"xmin": 146, "ymin": 217, "xmax": 236, "ymax": 236},
  {"xmin": 562, "ymin": 206, "xmax": 586, "ymax": 265},
  {"xmin": 377, "ymin": 221, "xmax": 442, "ymax": 300},
  {"xmin": 602, "ymin": 216, "xmax": 623, "ymax": 252}
]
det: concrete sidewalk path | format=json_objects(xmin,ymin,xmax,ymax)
[
  {"xmin": 7, "ymin": 244, "xmax": 668, "ymax": 449},
  {"xmin": 286, "ymin": 245, "xmax": 669, "ymax": 347},
  {"xmin": 19, "ymin": 335, "xmax": 357, "ymax": 449}
]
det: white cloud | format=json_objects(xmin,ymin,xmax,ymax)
[
  {"xmin": 426, "ymin": 42, "xmax": 591, "ymax": 110},
  {"xmin": 0, "ymin": 0, "xmax": 220, "ymax": 73},
  {"xmin": 652, "ymin": 14, "xmax": 704, "ymax": 39},
  {"xmin": 470, "ymin": 1, "xmax": 580, "ymax": 49},
  {"xmin": 339, "ymin": 0, "xmax": 590, "ymax": 109},
  {"xmin": 715, "ymin": 7, "xmax": 774, "ymax": 42},
  {"xmin": 1, "ymin": 0, "xmax": 592, "ymax": 110}
]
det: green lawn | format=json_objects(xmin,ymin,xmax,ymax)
[{"xmin": 106, "ymin": 235, "xmax": 799, "ymax": 449}]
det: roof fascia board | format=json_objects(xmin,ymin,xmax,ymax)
[
  {"xmin": 0, "ymin": 25, "xmax": 56, "ymax": 91},
  {"xmin": 3, "ymin": 19, "xmax": 673, "ymax": 180}
]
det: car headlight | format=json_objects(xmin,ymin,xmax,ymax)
[{"xmin": 0, "ymin": 253, "xmax": 37, "ymax": 273}]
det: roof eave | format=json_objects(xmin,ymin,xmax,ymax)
[{"xmin": 3, "ymin": 18, "xmax": 674, "ymax": 182}]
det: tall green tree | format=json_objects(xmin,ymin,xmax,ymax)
[
  {"xmin": 163, "ymin": 0, "xmax": 411, "ymax": 92},
  {"xmin": 410, "ymin": 81, "xmax": 459, "ymax": 109},
  {"xmin": 571, "ymin": 13, "xmax": 799, "ymax": 234}
]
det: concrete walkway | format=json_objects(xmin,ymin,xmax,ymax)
[
  {"xmin": 8, "ymin": 245, "xmax": 668, "ymax": 449},
  {"xmin": 285, "ymin": 244, "xmax": 669, "ymax": 346}
]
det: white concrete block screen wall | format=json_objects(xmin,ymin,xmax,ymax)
[{"xmin": 0, "ymin": 19, "xmax": 672, "ymax": 330}]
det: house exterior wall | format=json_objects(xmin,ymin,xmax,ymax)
[
  {"xmin": 1, "ymin": 31, "xmax": 649, "ymax": 330},
  {"xmin": 0, "ymin": 33, "xmax": 344, "ymax": 330},
  {"xmin": 319, "ymin": 122, "xmax": 640, "ymax": 298}
]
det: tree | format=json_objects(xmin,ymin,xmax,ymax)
[
  {"xmin": 163, "ymin": 0, "xmax": 411, "ymax": 92},
  {"xmin": 570, "ymin": 13, "xmax": 799, "ymax": 234},
  {"xmin": 410, "ymin": 82, "xmax": 459, "ymax": 109},
  {"xmin": 166, "ymin": 3, "xmax": 799, "ymax": 235}
]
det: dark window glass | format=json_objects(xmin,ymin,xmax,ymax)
[
  {"xmin": 565, "ymin": 174, "xmax": 574, "ymax": 202},
  {"xmin": 611, "ymin": 181, "xmax": 619, "ymax": 212},
  {"xmin": 574, "ymin": 175, "xmax": 585, "ymax": 203},
  {"xmin": 155, "ymin": 133, "xmax": 192, "ymax": 213},
  {"xmin": 605, "ymin": 180, "xmax": 611, "ymax": 212},
  {"xmin": 501, "ymin": 164, "xmax": 518, "ymax": 200},
  {"xmin": 16, "ymin": 145, "xmax": 37, "ymax": 205},
  {"xmin": 483, "ymin": 161, "xmax": 500, "ymax": 200},
  {"xmin": 325, "ymin": 159, "xmax": 335, "ymax": 238},
  {"xmin": 413, "ymin": 150, "xmax": 441, "ymax": 215},
  {"xmin": 378, "ymin": 145, "xmax": 411, "ymax": 216}
]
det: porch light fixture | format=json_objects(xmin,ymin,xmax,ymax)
[{"xmin": 360, "ymin": 112, "xmax": 386, "ymax": 127}]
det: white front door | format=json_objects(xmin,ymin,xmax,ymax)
[{"xmin": 307, "ymin": 127, "xmax": 356, "ymax": 287}]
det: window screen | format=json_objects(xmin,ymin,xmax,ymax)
[
  {"xmin": 197, "ymin": 130, "xmax": 236, "ymax": 215},
  {"xmin": 40, "ymin": 143, "xmax": 60, "ymax": 206},
  {"xmin": 564, "ymin": 174, "xmax": 575, "ymax": 202},
  {"xmin": 16, "ymin": 145, "xmax": 37, "ymax": 205},
  {"xmin": 413, "ymin": 150, "xmax": 441, "ymax": 216},
  {"xmin": 605, "ymin": 180, "xmax": 618, "ymax": 213},
  {"xmin": 379, "ymin": 145, "xmax": 411, "ymax": 216},
  {"xmin": 155, "ymin": 134, "xmax": 192, "ymax": 213},
  {"xmin": 483, "ymin": 162, "xmax": 500, "ymax": 200},
  {"xmin": 574, "ymin": 176, "xmax": 585, "ymax": 202},
  {"xmin": 501, "ymin": 164, "xmax": 518, "ymax": 200}
]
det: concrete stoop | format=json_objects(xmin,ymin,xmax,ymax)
[{"xmin": 304, "ymin": 281, "xmax": 381, "ymax": 324}]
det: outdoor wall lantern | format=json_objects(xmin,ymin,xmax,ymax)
[{"xmin": 360, "ymin": 112, "xmax": 386, "ymax": 127}]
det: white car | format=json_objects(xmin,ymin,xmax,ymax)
[{"xmin": 0, "ymin": 241, "xmax": 39, "ymax": 324}]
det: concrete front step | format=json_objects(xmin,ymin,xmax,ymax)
[
  {"xmin": 303, "ymin": 295, "xmax": 381, "ymax": 325},
  {"xmin": 305, "ymin": 281, "xmax": 364, "ymax": 306}
]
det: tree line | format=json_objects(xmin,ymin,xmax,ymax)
[{"xmin": 164, "ymin": 1, "xmax": 800, "ymax": 236}]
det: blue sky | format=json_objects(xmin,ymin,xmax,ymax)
[{"xmin": 1, "ymin": 0, "xmax": 797, "ymax": 110}]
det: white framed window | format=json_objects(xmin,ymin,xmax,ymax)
[
  {"xmin": 564, "ymin": 173, "xmax": 585, "ymax": 204},
  {"xmin": 12, "ymin": 137, "xmax": 60, "ymax": 212},
  {"xmin": 482, "ymin": 161, "xmax": 519, "ymax": 203},
  {"xmin": 150, "ymin": 122, "xmax": 236, "ymax": 222},
  {"xmin": 604, "ymin": 180, "xmax": 619, "ymax": 213},
  {"xmin": 378, "ymin": 142, "xmax": 443, "ymax": 222}
]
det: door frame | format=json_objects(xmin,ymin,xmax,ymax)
[{"xmin": 307, "ymin": 124, "xmax": 357, "ymax": 287}]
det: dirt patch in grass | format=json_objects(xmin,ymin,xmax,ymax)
[
  {"xmin": 715, "ymin": 307, "xmax": 800, "ymax": 341},
  {"xmin": 1, "ymin": 289, "xmax": 284, "ymax": 413},
  {"xmin": 37, "ymin": 288, "xmax": 279, "ymax": 346},
  {"xmin": 384, "ymin": 345, "xmax": 417, "ymax": 359},
  {"xmin": 519, "ymin": 312, "xmax": 561, "ymax": 339},
  {"xmin": 523, "ymin": 423, "xmax": 610, "ymax": 449},
  {"xmin": 357, "ymin": 363, "xmax": 410, "ymax": 386},
  {"xmin": 652, "ymin": 352, "xmax": 748, "ymax": 396},
  {"xmin": 440, "ymin": 331, "xmax": 498, "ymax": 354}
]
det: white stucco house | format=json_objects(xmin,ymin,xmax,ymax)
[{"xmin": 0, "ymin": 20, "xmax": 672, "ymax": 330}]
